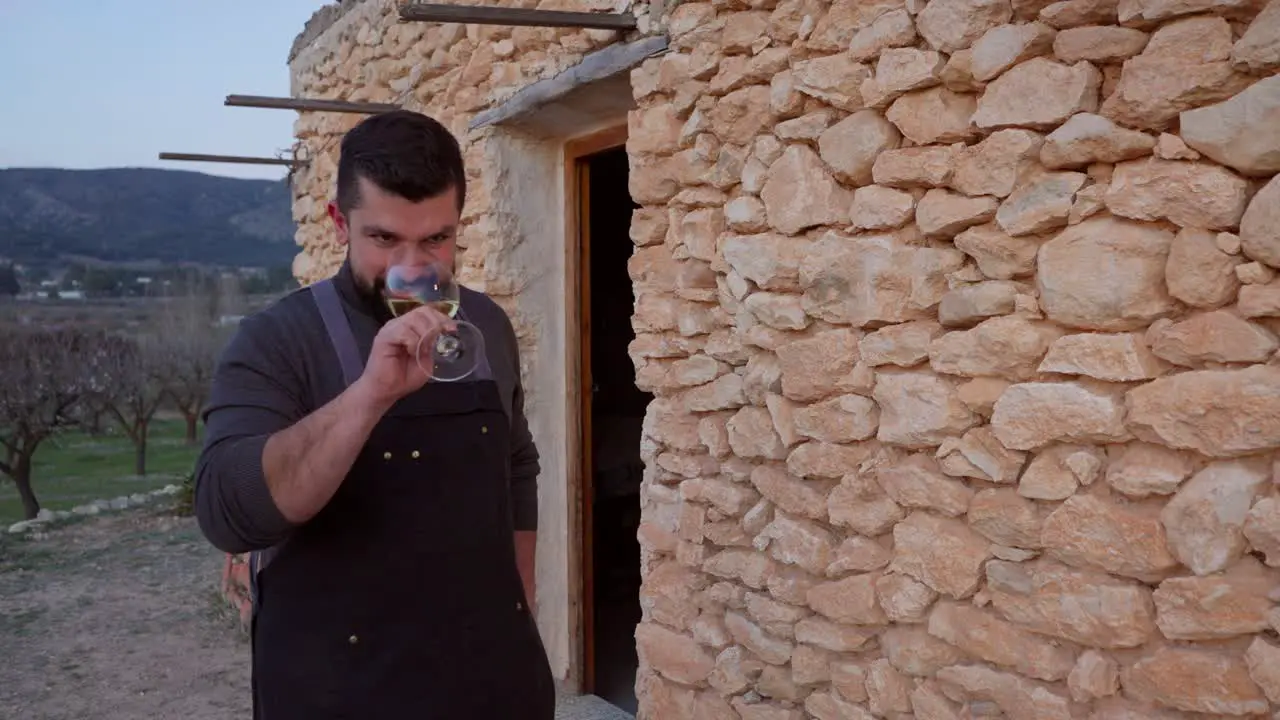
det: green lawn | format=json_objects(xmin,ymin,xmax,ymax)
[{"xmin": 0, "ymin": 417, "xmax": 200, "ymax": 525}]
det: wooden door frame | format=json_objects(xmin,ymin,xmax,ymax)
[{"xmin": 563, "ymin": 122, "xmax": 629, "ymax": 697}]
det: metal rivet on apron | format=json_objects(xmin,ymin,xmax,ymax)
[
  {"xmin": 481, "ymin": 426, "xmax": 488, "ymax": 434},
  {"xmin": 516, "ymin": 601, "xmax": 522, "ymax": 610},
  {"xmin": 383, "ymin": 451, "xmax": 391, "ymax": 460},
  {"xmin": 411, "ymin": 450, "xmax": 420, "ymax": 459},
  {"xmin": 349, "ymin": 634, "xmax": 359, "ymax": 645}
]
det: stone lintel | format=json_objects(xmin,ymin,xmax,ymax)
[{"xmin": 469, "ymin": 34, "xmax": 669, "ymax": 133}]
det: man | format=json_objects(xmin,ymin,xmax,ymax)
[{"xmin": 194, "ymin": 110, "xmax": 555, "ymax": 719}]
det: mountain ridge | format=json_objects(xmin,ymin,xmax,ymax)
[{"xmin": 0, "ymin": 167, "xmax": 299, "ymax": 269}]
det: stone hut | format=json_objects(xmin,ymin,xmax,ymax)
[{"xmin": 276, "ymin": 0, "xmax": 1280, "ymax": 716}]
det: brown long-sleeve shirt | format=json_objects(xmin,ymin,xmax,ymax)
[{"xmin": 193, "ymin": 261, "xmax": 540, "ymax": 555}]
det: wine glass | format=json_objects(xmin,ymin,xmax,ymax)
[{"xmin": 383, "ymin": 262, "xmax": 484, "ymax": 382}]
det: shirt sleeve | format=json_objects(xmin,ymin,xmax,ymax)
[
  {"xmin": 193, "ymin": 311, "xmax": 305, "ymax": 554},
  {"xmin": 500, "ymin": 314, "xmax": 541, "ymax": 532}
]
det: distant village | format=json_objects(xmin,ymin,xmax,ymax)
[{"xmin": 0, "ymin": 260, "xmax": 296, "ymax": 304}]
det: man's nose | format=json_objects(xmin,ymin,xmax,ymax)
[{"xmin": 403, "ymin": 245, "xmax": 443, "ymax": 268}]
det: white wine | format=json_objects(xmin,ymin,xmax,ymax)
[
  {"xmin": 385, "ymin": 297, "xmax": 422, "ymax": 317},
  {"xmin": 429, "ymin": 299, "xmax": 461, "ymax": 318},
  {"xmin": 385, "ymin": 297, "xmax": 460, "ymax": 318}
]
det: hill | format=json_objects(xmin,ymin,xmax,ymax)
[{"xmin": 0, "ymin": 168, "xmax": 299, "ymax": 269}]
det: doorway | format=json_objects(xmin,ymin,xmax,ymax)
[{"xmin": 568, "ymin": 128, "xmax": 649, "ymax": 714}]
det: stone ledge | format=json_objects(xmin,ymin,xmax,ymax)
[
  {"xmin": 554, "ymin": 689, "xmax": 634, "ymax": 720},
  {"xmin": 469, "ymin": 34, "xmax": 669, "ymax": 132}
]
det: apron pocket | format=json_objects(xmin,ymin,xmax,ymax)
[{"xmin": 254, "ymin": 615, "xmax": 362, "ymax": 714}]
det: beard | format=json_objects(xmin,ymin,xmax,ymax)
[{"xmin": 351, "ymin": 268, "xmax": 394, "ymax": 324}]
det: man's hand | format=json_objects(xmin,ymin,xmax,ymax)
[
  {"xmin": 257, "ymin": 304, "xmax": 456, "ymax": 526},
  {"xmin": 354, "ymin": 305, "xmax": 456, "ymax": 410},
  {"xmin": 515, "ymin": 531, "xmax": 536, "ymax": 615}
]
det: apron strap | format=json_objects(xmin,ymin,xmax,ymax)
[
  {"xmin": 310, "ymin": 277, "xmax": 365, "ymax": 387},
  {"xmin": 247, "ymin": 277, "xmax": 365, "ymax": 615}
]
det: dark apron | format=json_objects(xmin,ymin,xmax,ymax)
[{"xmin": 249, "ymin": 279, "xmax": 555, "ymax": 719}]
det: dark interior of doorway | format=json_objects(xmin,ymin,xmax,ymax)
[{"xmin": 585, "ymin": 145, "xmax": 649, "ymax": 715}]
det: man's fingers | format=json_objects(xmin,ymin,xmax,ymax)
[
  {"xmin": 385, "ymin": 323, "xmax": 434, "ymax": 376},
  {"xmin": 405, "ymin": 309, "xmax": 447, "ymax": 345},
  {"xmin": 387, "ymin": 308, "xmax": 452, "ymax": 356},
  {"xmin": 412, "ymin": 304, "xmax": 457, "ymax": 334},
  {"xmin": 374, "ymin": 306, "xmax": 456, "ymax": 369}
]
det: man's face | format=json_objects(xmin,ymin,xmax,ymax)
[{"xmin": 328, "ymin": 176, "xmax": 461, "ymax": 297}]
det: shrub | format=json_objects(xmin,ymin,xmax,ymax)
[{"xmin": 174, "ymin": 471, "xmax": 195, "ymax": 517}]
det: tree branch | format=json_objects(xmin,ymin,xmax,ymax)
[{"xmin": 108, "ymin": 404, "xmax": 131, "ymax": 432}]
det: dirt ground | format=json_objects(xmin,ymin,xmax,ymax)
[{"xmin": 0, "ymin": 503, "xmax": 252, "ymax": 720}]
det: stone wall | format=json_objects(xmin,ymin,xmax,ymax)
[
  {"xmin": 281, "ymin": 0, "xmax": 1280, "ymax": 716},
  {"xmin": 624, "ymin": 0, "xmax": 1280, "ymax": 717}
]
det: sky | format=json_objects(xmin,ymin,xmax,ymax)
[{"xmin": 0, "ymin": 1, "xmax": 327, "ymax": 180}]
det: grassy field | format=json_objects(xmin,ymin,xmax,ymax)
[{"xmin": 0, "ymin": 416, "xmax": 200, "ymax": 525}]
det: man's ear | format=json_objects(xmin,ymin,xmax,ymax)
[{"xmin": 328, "ymin": 202, "xmax": 350, "ymax": 247}]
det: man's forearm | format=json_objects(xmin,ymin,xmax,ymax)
[
  {"xmin": 262, "ymin": 377, "xmax": 391, "ymax": 524},
  {"xmin": 515, "ymin": 530, "xmax": 537, "ymax": 610}
]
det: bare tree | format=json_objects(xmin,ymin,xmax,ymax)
[
  {"xmin": 92, "ymin": 334, "xmax": 168, "ymax": 476},
  {"xmin": 0, "ymin": 328, "xmax": 98, "ymax": 519},
  {"xmin": 161, "ymin": 338, "xmax": 220, "ymax": 445},
  {"xmin": 153, "ymin": 294, "xmax": 227, "ymax": 444}
]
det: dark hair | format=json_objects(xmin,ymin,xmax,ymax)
[{"xmin": 335, "ymin": 110, "xmax": 466, "ymax": 215}]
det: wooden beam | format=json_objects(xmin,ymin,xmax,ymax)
[
  {"xmin": 399, "ymin": 3, "xmax": 636, "ymax": 29},
  {"xmin": 158, "ymin": 152, "xmax": 303, "ymax": 167},
  {"xmin": 224, "ymin": 94, "xmax": 400, "ymax": 114},
  {"xmin": 470, "ymin": 35, "xmax": 667, "ymax": 131}
]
